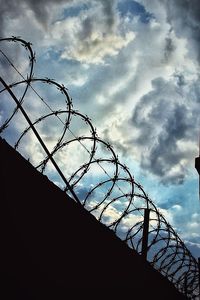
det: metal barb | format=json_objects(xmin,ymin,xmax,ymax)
[{"xmin": 0, "ymin": 37, "xmax": 199, "ymax": 299}]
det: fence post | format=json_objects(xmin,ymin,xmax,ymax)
[
  {"xmin": 141, "ymin": 208, "xmax": 150, "ymax": 260},
  {"xmin": 184, "ymin": 276, "xmax": 188, "ymax": 298},
  {"xmin": 198, "ymin": 257, "xmax": 200, "ymax": 300},
  {"xmin": 0, "ymin": 76, "xmax": 81, "ymax": 205}
]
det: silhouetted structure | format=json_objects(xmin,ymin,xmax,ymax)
[
  {"xmin": 196, "ymin": 157, "xmax": 200, "ymax": 175},
  {"xmin": 1, "ymin": 137, "xmax": 187, "ymax": 299},
  {"xmin": 1, "ymin": 36, "xmax": 199, "ymax": 299},
  {"xmin": 196, "ymin": 155, "xmax": 200, "ymax": 204}
]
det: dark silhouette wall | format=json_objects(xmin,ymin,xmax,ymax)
[{"xmin": 1, "ymin": 137, "xmax": 186, "ymax": 299}]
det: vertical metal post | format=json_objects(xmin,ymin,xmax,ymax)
[
  {"xmin": 195, "ymin": 156, "xmax": 200, "ymax": 201},
  {"xmin": 184, "ymin": 276, "xmax": 188, "ymax": 298},
  {"xmin": 0, "ymin": 76, "xmax": 81, "ymax": 205},
  {"xmin": 141, "ymin": 208, "xmax": 150, "ymax": 260},
  {"xmin": 198, "ymin": 257, "xmax": 200, "ymax": 300}
]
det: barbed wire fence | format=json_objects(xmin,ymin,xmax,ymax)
[{"xmin": 0, "ymin": 37, "xmax": 199, "ymax": 299}]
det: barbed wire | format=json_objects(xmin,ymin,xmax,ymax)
[{"xmin": 0, "ymin": 36, "xmax": 199, "ymax": 298}]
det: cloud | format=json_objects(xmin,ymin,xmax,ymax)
[
  {"xmin": 0, "ymin": 0, "xmax": 135, "ymax": 64},
  {"xmin": 0, "ymin": 0, "xmax": 68, "ymax": 31},
  {"xmin": 139, "ymin": 0, "xmax": 200, "ymax": 63},
  {"xmin": 130, "ymin": 76, "xmax": 199, "ymax": 184},
  {"xmin": 50, "ymin": 1, "xmax": 135, "ymax": 64},
  {"xmin": 60, "ymin": 30, "xmax": 135, "ymax": 64},
  {"xmin": 164, "ymin": 36, "xmax": 176, "ymax": 62},
  {"xmin": 2, "ymin": 0, "xmax": 135, "ymax": 65},
  {"xmin": 163, "ymin": 0, "xmax": 200, "ymax": 63},
  {"xmin": 1, "ymin": 0, "xmax": 199, "ymax": 187},
  {"xmin": 185, "ymin": 240, "xmax": 200, "ymax": 259}
]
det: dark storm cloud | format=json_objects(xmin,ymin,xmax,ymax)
[
  {"xmin": 159, "ymin": 0, "xmax": 200, "ymax": 63},
  {"xmin": 0, "ymin": 0, "xmax": 121, "ymax": 64},
  {"xmin": 0, "ymin": 0, "xmax": 117, "ymax": 34},
  {"xmin": 76, "ymin": 1, "xmax": 116, "ymax": 42},
  {"xmin": 0, "ymin": 0, "xmax": 72, "ymax": 36},
  {"xmin": 130, "ymin": 77, "xmax": 199, "ymax": 184},
  {"xmin": 173, "ymin": 72, "xmax": 186, "ymax": 87},
  {"xmin": 142, "ymin": 104, "xmax": 188, "ymax": 183},
  {"xmin": 164, "ymin": 37, "xmax": 175, "ymax": 62},
  {"xmin": 0, "ymin": 0, "xmax": 20, "ymax": 36},
  {"xmin": 100, "ymin": 0, "xmax": 117, "ymax": 30}
]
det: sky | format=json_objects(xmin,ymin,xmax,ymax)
[{"xmin": 0, "ymin": 0, "xmax": 200, "ymax": 259}]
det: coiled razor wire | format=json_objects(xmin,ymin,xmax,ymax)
[{"xmin": 0, "ymin": 37, "xmax": 199, "ymax": 298}]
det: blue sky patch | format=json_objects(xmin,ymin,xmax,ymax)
[
  {"xmin": 118, "ymin": 0, "xmax": 154, "ymax": 23},
  {"xmin": 62, "ymin": 3, "xmax": 89, "ymax": 19}
]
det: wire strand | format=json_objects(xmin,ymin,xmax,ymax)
[{"xmin": 0, "ymin": 41, "xmax": 198, "ymax": 297}]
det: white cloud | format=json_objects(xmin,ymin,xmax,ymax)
[
  {"xmin": 49, "ymin": 2, "xmax": 135, "ymax": 64},
  {"xmin": 61, "ymin": 31, "xmax": 135, "ymax": 64}
]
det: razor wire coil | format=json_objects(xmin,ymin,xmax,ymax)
[{"xmin": 0, "ymin": 36, "xmax": 199, "ymax": 299}]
